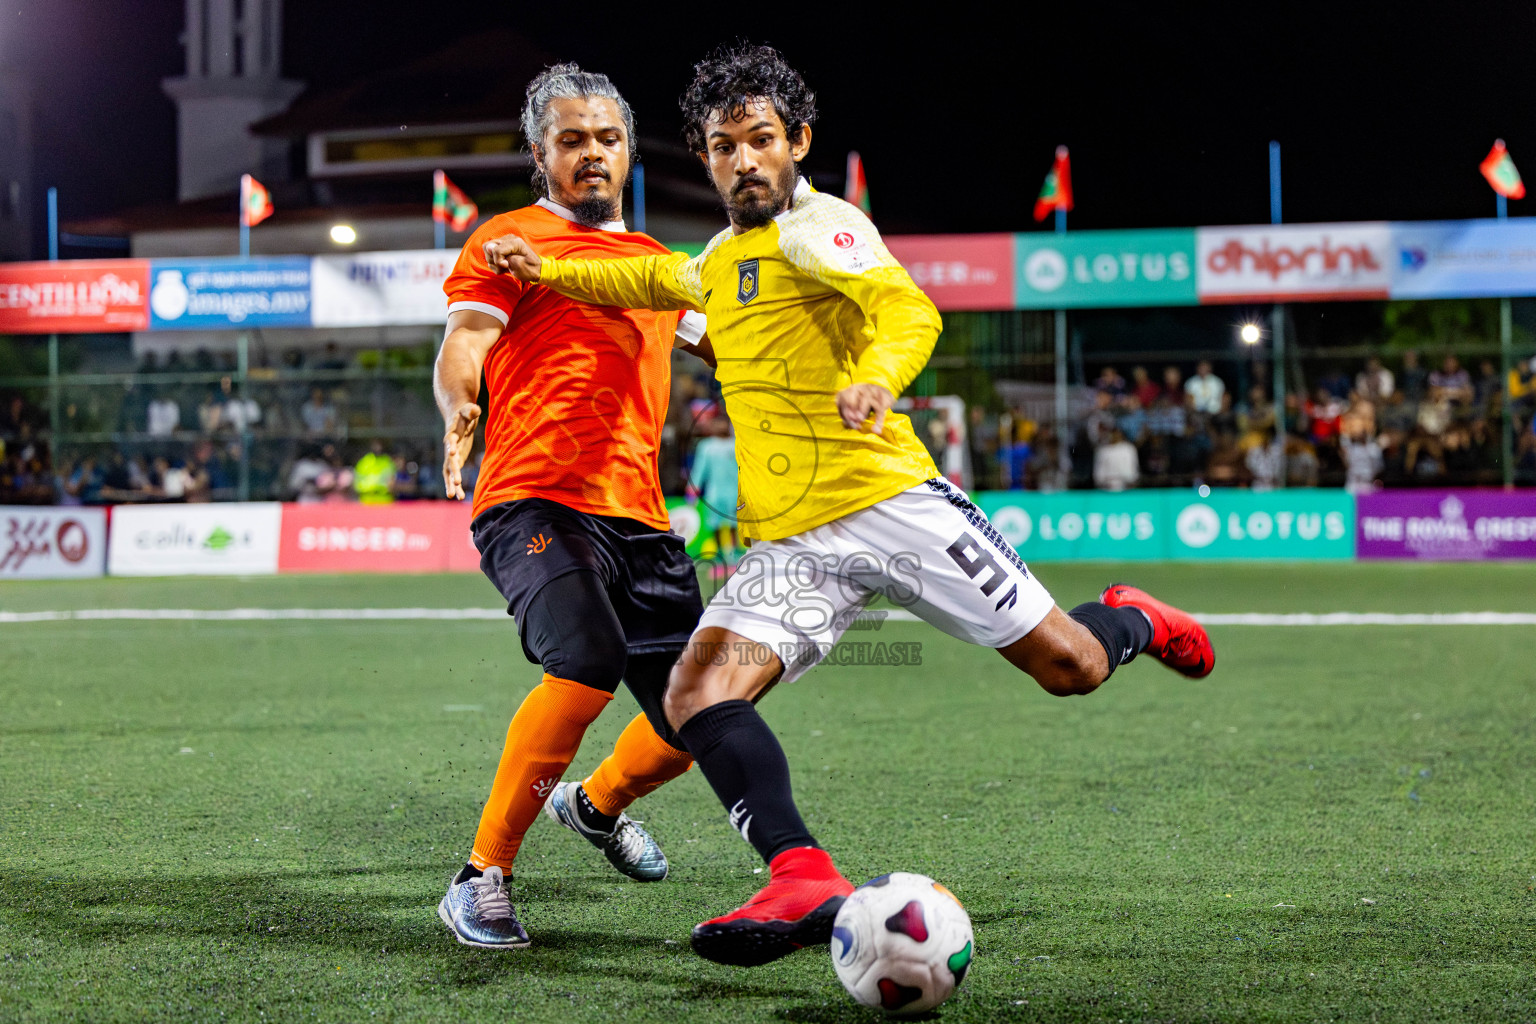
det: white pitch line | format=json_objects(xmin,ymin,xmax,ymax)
[{"xmin": 0, "ymin": 608, "xmax": 1533, "ymax": 626}]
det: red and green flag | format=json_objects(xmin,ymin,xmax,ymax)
[
  {"xmin": 239, "ymin": 173, "xmax": 273, "ymax": 227},
  {"xmin": 1033, "ymin": 145, "xmax": 1073, "ymax": 222},
  {"xmin": 1480, "ymin": 139, "xmax": 1525, "ymax": 199},
  {"xmin": 433, "ymin": 170, "xmax": 479, "ymax": 231},
  {"xmin": 844, "ymin": 151, "xmax": 871, "ymax": 216}
]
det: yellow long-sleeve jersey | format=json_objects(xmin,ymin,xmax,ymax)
[{"xmin": 540, "ymin": 179, "xmax": 943, "ymax": 542}]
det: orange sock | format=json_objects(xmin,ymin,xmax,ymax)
[
  {"xmin": 582, "ymin": 712, "xmax": 694, "ymax": 817},
  {"xmin": 470, "ymin": 674, "xmax": 613, "ymax": 871}
]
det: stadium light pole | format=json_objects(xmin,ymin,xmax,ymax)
[
  {"xmin": 632, "ymin": 163, "xmax": 646, "ymax": 235},
  {"xmin": 1269, "ymin": 140, "xmax": 1286, "ymax": 488}
]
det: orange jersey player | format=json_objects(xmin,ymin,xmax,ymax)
[{"xmin": 432, "ymin": 64, "xmax": 711, "ymax": 950}]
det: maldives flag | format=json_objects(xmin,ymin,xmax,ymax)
[
  {"xmin": 433, "ymin": 170, "xmax": 479, "ymax": 231},
  {"xmin": 1480, "ymin": 139, "xmax": 1526, "ymax": 199},
  {"xmin": 240, "ymin": 174, "xmax": 274, "ymax": 227},
  {"xmin": 1033, "ymin": 146, "xmax": 1073, "ymax": 222},
  {"xmin": 844, "ymin": 151, "xmax": 871, "ymax": 216}
]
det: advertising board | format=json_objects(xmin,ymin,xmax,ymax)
[
  {"xmin": 0, "ymin": 506, "xmax": 107, "ymax": 579},
  {"xmin": 0, "ymin": 259, "xmax": 150, "ymax": 334},
  {"xmin": 885, "ymin": 234, "xmax": 1015, "ymax": 311},
  {"xmin": 1014, "ymin": 229, "xmax": 1197, "ymax": 309},
  {"xmin": 310, "ymin": 250, "xmax": 456, "ymax": 327},
  {"xmin": 1196, "ymin": 223, "xmax": 1393, "ymax": 302},
  {"xmin": 108, "ymin": 503, "xmax": 281, "ymax": 576},
  {"xmin": 148, "ymin": 258, "xmax": 311, "ymax": 329},
  {"xmin": 972, "ymin": 490, "xmax": 1353, "ymax": 561},
  {"xmin": 278, "ymin": 502, "xmax": 480, "ymax": 573},
  {"xmin": 1357, "ymin": 489, "xmax": 1536, "ymax": 560},
  {"xmin": 1388, "ymin": 220, "xmax": 1536, "ymax": 300}
]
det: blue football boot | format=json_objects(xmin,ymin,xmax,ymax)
[
  {"xmin": 437, "ymin": 865, "xmax": 531, "ymax": 949},
  {"xmin": 543, "ymin": 781, "xmax": 669, "ymax": 882}
]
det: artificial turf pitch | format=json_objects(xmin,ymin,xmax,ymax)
[{"xmin": 2, "ymin": 563, "xmax": 1533, "ymax": 1023}]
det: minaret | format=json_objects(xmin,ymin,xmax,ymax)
[{"xmin": 162, "ymin": 0, "xmax": 304, "ymax": 202}]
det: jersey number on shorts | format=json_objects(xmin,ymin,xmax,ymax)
[{"xmin": 945, "ymin": 534, "xmax": 1019, "ymax": 612}]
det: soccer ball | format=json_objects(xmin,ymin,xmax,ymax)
[{"xmin": 830, "ymin": 872, "xmax": 974, "ymax": 1015}]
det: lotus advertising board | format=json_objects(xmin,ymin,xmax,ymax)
[
  {"xmin": 970, "ymin": 490, "xmax": 1353, "ymax": 561},
  {"xmin": 1014, "ymin": 229, "xmax": 1197, "ymax": 309},
  {"xmin": 1357, "ymin": 489, "xmax": 1536, "ymax": 560},
  {"xmin": 1165, "ymin": 490, "xmax": 1353, "ymax": 559},
  {"xmin": 147, "ymin": 258, "xmax": 312, "ymax": 330},
  {"xmin": 108, "ymin": 503, "xmax": 282, "ymax": 576},
  {"xmin": 0, "ymin": 506, "xmax": 107, "ymax": 579}
]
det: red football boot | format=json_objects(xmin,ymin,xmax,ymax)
[
  {"xmin": 690, "ymin": 846, "xmax": 855, "ymax": 966},
  {"xmin": 1100, "ymin": 583, "xmax": 1215, "ymax": 678}
]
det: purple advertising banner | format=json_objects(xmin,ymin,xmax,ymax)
[{"xmin": 1357, "ymin": 490, "xmax": 1536, "ymax": 560}]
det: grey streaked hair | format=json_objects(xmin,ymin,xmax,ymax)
[{"xmin": 521, "ymin": 63, "xmax": 637, "ymax": 194}]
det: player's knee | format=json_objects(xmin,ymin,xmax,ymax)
[
  {"xmin": 662, "ymin": 660, "xmax": 702, "ymax": 731},
  {"xmin": 1033, "ymin": 656, "xmax": 1101, "ymax": 697},
  {"xmin": 542, "ymin": 629, "xmax": 627, "ymax": 693}
]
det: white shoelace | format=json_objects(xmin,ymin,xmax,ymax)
[
  {"xmin": 471, "ymin": 867, "xmax": 513, "ymax": 921},
  {"xmin": 608, "ymin": 819, "xmax": 649, "ymax": 861}
]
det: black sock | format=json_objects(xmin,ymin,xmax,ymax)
[
  {"xmin": 575, "ymin": 785, "xmax": 619, "ymax": 834},
  {"xmin": 453, "ymin": 863, "xmax": 483, "ymax": 884},
  {"xmin": 1069, "ymin": 601, "xmax": 1154, "ymax": 680},
  {"xmin": 676, "ymin": 699, "xmax": 817, "ymax": 864}
]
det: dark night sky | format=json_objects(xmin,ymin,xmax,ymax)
[{"xmin": 7, "ymin": 0, "xmax": 1536, "ymax": 249}]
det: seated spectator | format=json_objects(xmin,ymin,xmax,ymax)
[
  {"xmin": 288, "ymin": 446, "xmax": 330, "ymax": 502},
  {"xmin": 1429, "ymin": 355, "xmax": 1473, "ymax": 407},
  {"xmin": 1211, "ymin": 391, "xmax": 1240, "ymax": 438},
  {"xmin": 1473, "ymin": 359, "xmax": 1502, "ymax": 415},
  {"xmin": 1399, "ymin": 350, "xmax": 1428, "ymax": 403},
  {"xmin": 1340, "ymin": 428, "xmax": 1383, "ymax": 494},
  {"xmin": 1305, "ymin": 388, "xmax": 1344, "ymax": 449},
  {"xmin": 1129, "ymin": 365, "xmax": 1160, "ymax": 409},
  {"xmin": 1355, "ymin": 356, "xmax": 1395, "ymax": 403},
  {"xmin": 197, "ymin": 392, "xmax": 223, "ymax": 434},
  {"xmin": 1115, "ymin": 395, "xmax": 1147, "ymax": 444},
  {"xmin": 1185, "ymin": 360, "xmax": 1225, "ymax": 416},
  {"xmin": 1161, "ymin": 365, "xmax": 1184, "ymax": 407},
  {"xmin": 1205, "ymin": 433, "xmax": 1244, "ymax": 485},
  {"xmin": 1284, "ymin": 434, "xmax": 1320, "ymax": 487},
  {"xmin": 1246, "ymin": 430, "xmax": 1283, "ymax": 491},
  {"xmin": 1146, "ymin": 394, "xmax": 1186, "ymax": 438},
  {"xmin": 146, "ymin": 395, "xmax": 180, "ymax": 437},
  {"xmin": 1093, "ymin": 365, "xmax": 1126, "ymax": 398},
  {"xmin": 1093, "ymin": 428, "xmax": 1139, "ymax": 491},
  {"xmin": 354, "ymin": 440, "xmax": 396, "ymax": 504},
  {"xmin": 1026, "ymin": 428, "xmax": 1068, "ymax": 492},
  {"xmin": 301, "ymin": 388, "xmax": 339, "ymax": 437},
  {"xmin": 1240, "ymin": 386, "xmax": 1275, "ymax": 442},
  {"xmin": 1083, "ymin": 391, "xmax": 1118, "ymax": 447}
]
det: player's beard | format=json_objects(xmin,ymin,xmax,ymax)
[
  {"xmin": 725, "ymin": 162, "xmax": 797, "ymax": 231},
  {"xmin": 566, "ymin": 164, "xmax": 624, "ymax": 228}
]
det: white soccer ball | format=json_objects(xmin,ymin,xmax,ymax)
[{"xmin": 830, "ymin": 872, "xmax": 975, "ymax": 1015}]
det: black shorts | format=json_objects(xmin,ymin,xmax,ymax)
[{"xmin": 472, "ymin": 498, "xmax": 704, "ymax": 659}]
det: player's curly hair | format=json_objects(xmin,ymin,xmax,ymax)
[
  {"xmin": 521, "ymin": 63, "xmax": 637, "ymax": 195},
  {"xmin": 680, "ymin": 44, "xmax": 816, "ymax": 154}
]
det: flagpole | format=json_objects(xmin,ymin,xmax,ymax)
[
  {"xmin": 1269, "ymin": 141, "xmax": 1286, "ymax": 489},
  {"xmin": 433, "ymin": 170, "xmax": 446, "ymax": 249},
  {"xmin": 47, "ymin": 188, "xmax": 58, "ymax": 261},
  {"xmin": 1053, "ymin": 206, "xmax": 1068, "ymax": 454},
  {"xmin": 1498, "ymin": 190, "xmax": 1514, "ymax": 488},
  {"xmin": 633, "ymin": 164, "xmax": 646, "ymax": 234},
  {"xmin": 239, "ymin": 174, "xmax": 251, "ymax": 258}
]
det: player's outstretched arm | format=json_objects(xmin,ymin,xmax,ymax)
[
  {"xmin": 434, "ymin": 309, "xmax": 502, "ymax": 500},
  {"xmin": 483, "ymin": 232, "xmax": 702, "ymax": 314}
]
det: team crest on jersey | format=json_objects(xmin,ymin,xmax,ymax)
[{"xmin": 736, "ymin": 259, "xmax": 760, "ymax": 304}]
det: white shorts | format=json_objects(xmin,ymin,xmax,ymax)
[{"xmin": 697, "ymin": 479, "xmax": 1056, "ymax": 683}]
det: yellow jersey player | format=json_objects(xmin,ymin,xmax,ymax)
[{"xmin": 485, "ymin": 44, "xmax": 1215, "ymax": 967}]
